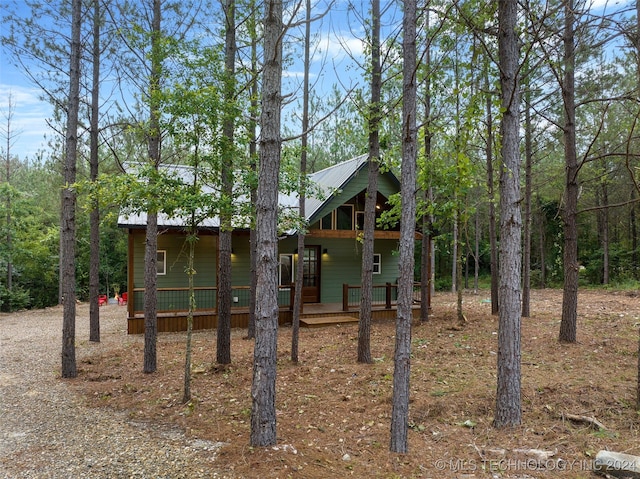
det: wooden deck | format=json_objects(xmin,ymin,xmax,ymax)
[
  {"xmin": 126, "ymin": 302, "xmax": 420, "ymax": 334},
  {"xmin": 300, "ymin": 315, "xmax": 359, "ymax": 327}
]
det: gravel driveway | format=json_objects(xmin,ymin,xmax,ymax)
[{"xmin": 0, "ymin": 304, "xmax": 228, "ymax": 478}]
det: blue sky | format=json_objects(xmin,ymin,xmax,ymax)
[
  {"xmin": 0, "ymin": 0, "xmax": 630, "ymax": 161},
  {"xmin": 0, "ymin": 58, "xmax": 53, "ymax": 161},
  {"xmin": 0, "ymin": 0, "xmax": 370, "ymax": 161}
]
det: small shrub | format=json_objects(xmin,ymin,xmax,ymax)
[{"xmin": 0, "ymin": 285, "xmax": 32, "ymax": 312}]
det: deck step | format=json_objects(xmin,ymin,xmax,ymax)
[{"xmin": 300, "ymin": 315, "xmax": 359, "ymax": 328}]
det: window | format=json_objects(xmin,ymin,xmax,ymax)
[
  {"xmin": 320, "ymin": 213, "xmax": 332, "ymax": 230},
  {"xmin": 336, "ymin": 205, "xmax": 354, "ymax": 230},
  {"xmin": 157, "ymin": 250, "xmax": 167, "ymax": 275},
  {"xmin": 279, "ymin": 254, "xmax": 294, "ymax": 287},
  {"xmin": 356, "ymin": 211, "xmax": 365, "ymax": 230},
  {"xmin": 373, "ymin": 253, "xmax": 381, "ymax": 274}
]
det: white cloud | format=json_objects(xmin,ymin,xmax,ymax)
[
  {"xmin": 587, "ymin": 0, "xmax": 632, "ymax": 12},
  {"xmin": 0, "ymin": 83, "xmax": 52, "ymax": 159},
  {"xmin": 319, "ymin": 33, "xmax": 365, "ymax": 62}
]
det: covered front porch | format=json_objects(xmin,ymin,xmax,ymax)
[{"xmin": 125, "ymin": 283, "xmax": 423, "ymax": 334}]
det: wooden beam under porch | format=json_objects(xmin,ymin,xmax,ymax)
[{"xmin": 126, "ymin": 302, "xmax": 421, "ymax": 334}]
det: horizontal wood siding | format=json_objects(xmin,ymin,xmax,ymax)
[
  {"xmin": 309, "ymin": 166, "xmax": 399, "ymax": 225},
  {"xmin": 131, "ymin": 231, "xmax": 217, "ymax": 311},
  {"xmin": 275, "ymin": 236, "xmax": 399, "ymax": 304},
  {"xmin": 230, "ymin": 235, "xmax": 251, "ymax": 287},
  {"xmin": 132, "ymin": 231, "xmax": 217, "ymax": 289},
  {"xmin": 310, "ymin": 166, "xmax": 369, "ymax": 224},
  {"xmin": 319, "ymin": 237, "xmax": 399, "ymax": 303}
]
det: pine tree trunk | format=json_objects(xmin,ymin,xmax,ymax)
[
  {"xmin": 143, "ymin": 210, "xmax": 158, "ymax": 373},
  {"xmin": 183, "ymin": 229, "xmax": 196, "ymax": 404},
  {"xmin": 390, "ymin": 0, "xmax": 416, "ymax": 453},
  {"xmin": 560, "ymin": 0, "xmax": 579, "ymax": 343},
  {"xmin": 485, "ymin": 71, "xmax": 499, "ymax": 316},
  {"xmin": 217, "ymin": 0, "xmax": 236, "ymax": 365},
  {"xmin": 291, "ymin": 0, "xmax": 312, "ymax": 364},
  {"xmin": 420, "ymin": 33, "xmax": 433, "ymax": 322},
  {"xmin": 89, "ymin": 0, "xmax": 101, "ymax": 342},
  {"xmin": 4, "ymin": 97, "xmax": 13, "ymax": 304},
  {"xmin": 247, "ymin": 5, "xmax": 259, "ymax": 340},
  {"xmin": 601, "ymin": 182, "xmax": 609, "ymax": 285},
  {"xmin": 631, "ymin": 1, "xmax": 640, "ymax": 410},
  {"xmin": 143, "ymin": 0, "xmax": 162, "ymax": 373},
  {"xmin": 61, "ymin": 0, "xmax": 82, "ymax": 379},
  {"xmin": 358, "ymin": 0, "xmax": 381, "ymax": 364},
  {"xmin": 452, "ymin": 215, "xmax": 458, "ymax": 293},
  {"xmin": 250, "ymin": 0, "xmax": 282, "ymax": 448},
  {"xmin": 537, "ymin": 196, "xmax": 547, "ymax": 288},
  {"xmin": 494, "ymin": 0, "xmax": 522, "ymax": 428},
  {"xmin": 420, "ymin": 212, "xmax": 430, "ymax": 322},
  {"xmin": 522, "ymin": 89, "xmax": 533, "ymax": 318}
]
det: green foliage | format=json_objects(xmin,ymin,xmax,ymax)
[
  {"xmin": 0, "ymin": 170, "xmax": 60, "ymax": 309},
  {"xmin": 0, "ymin": 284, "xmax": 31, "ymax": 312}
]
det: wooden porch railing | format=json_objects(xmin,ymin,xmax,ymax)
[
  {"xmin": 342, "ymin": 282, "xmax": 421, "ymax": 311},
  {"xmin": 129, "ymin": 285, "xmax": 295, "ymax": 316},
  {"xmin": 127, "ymin": 282, "xmax": 419, "ymax": 317}
]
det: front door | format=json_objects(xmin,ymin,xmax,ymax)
[{"xmin": 302, "ymin": 246, "xmax": 321, "ymax": 303}]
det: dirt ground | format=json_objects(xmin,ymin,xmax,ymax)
[{"xmin": 70, "ymin": 289, "xmax": 640, "ymax": 478}]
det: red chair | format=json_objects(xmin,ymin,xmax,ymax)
[
  {"xmin": 98, "ymin": 294, "xmax": 108, "ymax": 306},
  {"xmin": 118, "ymin": 292, "xmax": 128, "ymax": 306}
]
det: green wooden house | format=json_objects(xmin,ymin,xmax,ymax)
[{"xmin": 119, "ymin": 155, "xmax": 419, "ymax": 333}]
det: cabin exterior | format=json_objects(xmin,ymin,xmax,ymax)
[{"xmin": 118, "ymin": 155, "xmax": 420, "ymax": 333}]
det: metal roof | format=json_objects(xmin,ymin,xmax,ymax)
[{"xmin": 117, "ymin": 154, "xmax": 375, "ymax": 231}]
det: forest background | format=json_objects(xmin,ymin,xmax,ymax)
[{"xmin": 0, "ymin": 0, "xmax": 638, "ymax": 317}]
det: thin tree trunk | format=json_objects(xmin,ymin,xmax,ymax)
[
  {"xmin": 183, "ymin": 226, "xmax": 197, "ymax": 404},
  {"xmin": 631, "ymin": 189, "xmax": 637, "ymax": 279},
  {"xmin": 474, "ymin": 210, "xmax": 479, "ymax": 294},
  {"xmin": 217, "ymin": 0, "xmax": 236, "ymax": 365},
  {"xmin": 358, "ymin": 0, "xmax": 381, "ymax": 364},
  {"xmin": 486, "ymin": 70, "xmax": 499, "ymax": 316},
  {"xmin": 522, "ymin": 88, "xmax": 532, "ymax": 317},
  {"xmin": 631, "ymin": 0, "xmax": 640, "ymax": 410},
  {"xmin": 143, "ymin": 210, "xmax": 158, "ymax": 373},
  {"xmin": 247, "ymin": 0, "xmax": 259, "ymax": 340},
  {"xmin": 601, "ymin": 181, "xmax": 610, "ymax": 285},
  {"xmin": 429, "ymin": 187, "xmax": 435, "ymax": 303},
  {"xmin": 452, "ymin": 215, "xmax": 458, "ymax": 293},
  {"xmin": 420, "ymin": 30, "xmax": 432, "ymax": 322},
  {"xmin": 89, "ymin": 0, "xmax": 101, "ymax": 342},
  {"xmin": 291, "ymin": 0, "xmax": 312, "ymax": 364},
  {"xmin": 494, "ymin": 0, "xmax": 522, "ymax": 428},
  {"xmin": 390, "ymin": 0, "xmax": 416, "ymax": 453},
  {"xmin": 559, "ymin": 0, "xmax": 579, "ymax": 343},
  {"xmin": 465, "ymin": 243, "xmax": 469, "ymax": 290},
  {"xmin": 4, "ymin": 95, "xmax": 14, "ymax": 305},
  {"xmin": 421, "ymin": 213, "xmax": 430, "ymax": 322},
  {"xmin": 250, "ymin": 0, "xmax": 282, "ymax": 448},
  {"xmin": 456, "ymin": 231, "xmax": 463, "ymax": 322},
  {"xmin": 537, "ymin": 196, "xmax": 547, "ymax": 288},
  {"xmin": 143, "ymin": 0, "xmax": 162, "ymax": 374},
  {"xmin": 61, "ymin": 0, "xmax": 82, "ymax": 378},
  {"xmin": 629, "ymin": 188, "xmax": 638, "ymax": 279}
]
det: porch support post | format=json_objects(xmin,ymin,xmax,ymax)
[
  {"xmin": 386, "ymin": 282, "xmax": 392, "ymax": 309},
  {"xmin": 343, "ymin": 284, "xmax": 349, "ymax": 311},
  {"xmin": 127, "ymin": 230, "xmax": 135, "ymax": 319}
]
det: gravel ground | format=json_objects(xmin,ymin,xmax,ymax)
[{"xmin": 0, "ymin": 303, "xmax": 229, "ymax": 479}]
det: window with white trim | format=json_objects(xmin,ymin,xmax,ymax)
[
  {"xmin": 373, "ymin": 253, "xmax": 381, "ymax": 274},
  {"xmin": 157, "ymin": 250, "xmax": 167, "ymax": 275}
]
